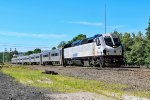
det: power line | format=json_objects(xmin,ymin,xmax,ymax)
[
  {"xmin": 0, "ymin": 43, "xmax": 54, "ymax": 46},
  {"xmin": 0, "ymin": 43, "xmax": 55, "ymax": 48}
]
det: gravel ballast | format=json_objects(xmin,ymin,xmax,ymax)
[
  {"xmin": 0, "ymin": 72, "xmax": 52, "ymax": 100},
  {"xmin": 0, "ymin": 71, "xmax": 115, "ymax": 100}
]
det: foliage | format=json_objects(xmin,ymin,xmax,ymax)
[
  {"xmin": 57, "ymin": 41, "xmax": 66, "ymax": 48},
  {"xmin": 146, "ymin": 17, "xmax": 150, "ymax": 40},
  {"xmin": 112, "ymin": 31, "xmax": 147, "ymax": 65},
  {"xmin": 33, "ymin": 48, "xmax": 41, "ymax": 54},
  {"xmin": 145, "ymin": 17, "xmax": 150, "ymax": 65},
  {"xmin": 51, "ymin": 47, "xmax": 56, "ymax": 50},
  {"xmin": 111, "ymin": 17, "xmax": 150, "ymax": 66},
  {"xmin": 68, "ymin": 34, "xmax": 86, "ymax": 43},
  {"xmin": 0, "ymin": 50, "xmax": 19, "ymax": 63},
  {"xmin": 25, "ymin": 48, "xmax": 41, "ymax": 55},
  {"xmin": 25, "ymin": 51, "xmax": 33, "ymax": 55}
]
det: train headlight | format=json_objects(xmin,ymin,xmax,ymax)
[{"xmin": 113, "ymin": 45, "xmax": 116, "ymax": 48}]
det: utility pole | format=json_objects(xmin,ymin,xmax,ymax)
[
  {"xmin": 3, "ymin": 48, "xmax": 7, "ymax": 63},
  {"xmin": 3, "ymin": 52, "xmax": 4, "ymax": 63},
  {"xmin": 105, "ymin": 4, "xmax": 107, "ymax": 34}
]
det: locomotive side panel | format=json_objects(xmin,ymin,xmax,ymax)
[{"xmin": 64, "ymin": 43, "xmax": 95, "ymax": 59}]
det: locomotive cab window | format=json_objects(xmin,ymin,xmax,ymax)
[
  {"xmin": 104, "ymin": 37, "xmax": 113, "ymax": 47},
  {"xmin": 113, "ymin": 38, "xmax": 121, "ymax": 46},
  {"xmin": 96, "ymin": 38, "xmax": 101, "ymax": 46}
]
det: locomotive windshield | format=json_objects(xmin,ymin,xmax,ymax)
[
  {"xmin": 104, "ymin": 37, "xmax": 113, "ymax": 46},
  {"xmin": 113, "ymin": 38, "xmax": 121, "ymax": 46}
]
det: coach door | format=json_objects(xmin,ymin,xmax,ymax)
[
  {"xmin": 49, "ymin": 52, "xmax": 51, "ymax": 60},
  {"xmin": 40, "ymin": 54, "xmax": 42, "ymax": 64}
]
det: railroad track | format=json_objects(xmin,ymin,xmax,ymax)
[{"xmin": 22, "ymin": 64, "xmax": 150, "ymax": 73}]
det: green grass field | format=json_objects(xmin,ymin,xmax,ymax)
[{"xmin": 1, "ymin": 65, "xmax": 150, "ymax": 99}]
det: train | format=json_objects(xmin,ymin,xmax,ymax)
[{"xmin": 11, "ymin": 33, "xmax": 124, "ymax": 67}]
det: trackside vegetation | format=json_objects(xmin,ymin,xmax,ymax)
[{"xmin": 1, "ymin": 65, "xmax": 150, "ymax": 99}]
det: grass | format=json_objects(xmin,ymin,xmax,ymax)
[{"xmin": 1, "ymin": 65, "xmax": 150, "ymax": 99}]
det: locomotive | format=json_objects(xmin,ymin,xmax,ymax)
[{"xmin": 11, "ymin": 33, "xmax": 124, "ymax": 67}]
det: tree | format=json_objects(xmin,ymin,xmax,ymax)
[
  {"xmin": 70, "ymin": 34, "xmax": 86, "ymax": 42},
  {"xmin": 33, "ymin": 48, "xmax": 41, "ymax": 53},
  {"xmin": 57, "ymin": 41, "xmax": 66, "ymax": 48},
  {"xmin": 0, "ymin": 49, "xmax": 19, "ymax": 63},
  {"xmin": 121, "ymin": 32, "xmax": 133, "ymax": 64},
  {"xmin": 129, "ymin": 32, "xmax": 146, "ymax": 65},
  {"xmin": 51, "ymin": 47, "xmax": 56, "ymax": 50},
  {"xmin": 146, "ymin": 17, "xmax": 150, "ymax": 40},
  {"xmin": 145, "ymin": 17, "xmax": 150, "ymax": 65},
  {"xmin": 112, "ymin": 30, "xmax": 123, "ymax": 42},
  {"xmin": 121, "ymin": 32, "xmax": 134, "ymax": 51},
  {"xmin": 25, "ymin": 51, "xmax": 33, "ymax": 55},
  {"xmin": 0, "ymin": 53, "xmax": 3, "ymax": 63}
]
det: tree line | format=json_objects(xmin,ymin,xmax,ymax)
[{"xmin": 0, "ymin": 50, "xmax": 18, "ymax": 63}]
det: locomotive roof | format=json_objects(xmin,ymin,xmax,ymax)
[{"xmin": 102, "ymin": 33, "xmax": 118, "ymax": 38}]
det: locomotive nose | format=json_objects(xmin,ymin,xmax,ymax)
[{"xmin": 104, "ymin": 46, "xmax": 122, "ymax": 56}]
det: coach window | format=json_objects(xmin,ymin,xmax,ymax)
[
  {"xmin": 96, "ymin": 38, "xmax": 101, "ymax": 46},
  {"xmin": 88, "ymin": 39, "xmax": 93, "ymax": 43},
  {"xmin": 55, "ymin": 53, "xmax": 59, "ymax": 56},
  {"xmin": 51, "ymin": 53, "xmax": 55, "ymax": 56},
  {"xmin": 43, "ymin": 54, "xmax": 48, "ymax": 57},
  {"xmin": 80, "ymin": 39, "xmax": 88, "ymax": 44},
  {"xmin": 31, "ymin": 57, "xmax": 34, "ymax": 59},
  {"xmin": 36, "ymin": 56, "xmax": 39, "ymax": 58}
]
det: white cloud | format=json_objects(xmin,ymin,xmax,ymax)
[
  {"xmin": 0, "ymin": 31, "xmax": 67, "ymax": 38},
  {"xmin": 69, "ymin": 21, "xmax": 103, "ymax": 26}
]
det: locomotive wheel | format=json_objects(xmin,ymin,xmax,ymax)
[
  {"xmin": 89, "ymin": 58, "xmax": 97, "ymax": 67},
  {"xmin": 67, "ymin": 59, "xmax": 73, "ymax": 66}
]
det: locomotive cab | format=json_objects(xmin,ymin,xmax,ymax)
[{"xmin": 95, "ymin": 34, "xmax": 124, "ymax": 67}]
